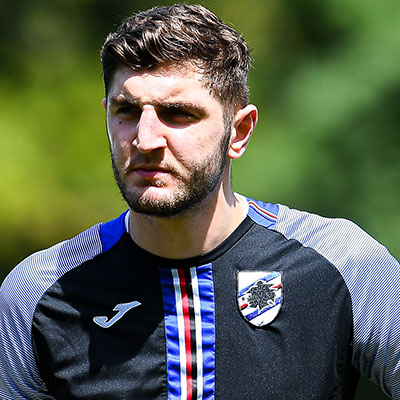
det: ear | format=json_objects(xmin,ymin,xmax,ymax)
[
  {"xmin": 102, "ymin": 98, "xmax": 107, "ymax": 109},
  {"xmin": 228, "ymin": 104, "xmax": 258, "ymax": 160}
]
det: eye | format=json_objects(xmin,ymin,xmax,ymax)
[
  {"xmin": 116, "ymin": 105, "xmax": 141, "ymax": 120},
  {"xmin": 160, "ymin": 105, "xmax": 200, "ymax": 125}
]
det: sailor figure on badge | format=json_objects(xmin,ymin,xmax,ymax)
[{"xmin": 237, "ymin": 271, "xmax": 283, "ymax": 327}]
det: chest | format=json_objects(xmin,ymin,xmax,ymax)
[{"xmin": 32, "ymin": 234, "xmax": 354, "ymax": 399}]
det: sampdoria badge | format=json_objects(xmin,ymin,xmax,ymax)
[{"xmin": 237, "ymin": 271, "xmax": 283, "ymax": 327}]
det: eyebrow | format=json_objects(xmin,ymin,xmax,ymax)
[
  {"xmin": 163, "ymin": 102, "xmax": 208, "ymax": 116},
  {"xmin": 108, "ymin": 95, "xmax": 140, "ymax": 108},
  {"xmin": 108, "ymin": 95, "xmax": 208, "ymax": 116}
]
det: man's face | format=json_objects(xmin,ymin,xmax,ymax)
[{"xmin": 105, "ymin": 65, "xmax": 232, "ymax": 217}]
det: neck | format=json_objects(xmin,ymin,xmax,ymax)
[{"xmin": 128, "ymin": 184, "xmax": 248, "ymax": 259}]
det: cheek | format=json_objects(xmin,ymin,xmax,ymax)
[
  {"xmin": 169, "ymin": 137, "xmax": 199, "ymax": 163},
  {"xmin": 107, "ymin": 130, "xmax": 132, "ymax": 164},
  {"xmin": 111, "ymin": 145, "xmax": 132, "ymax": 172},
  {"xmin": 194, "ymin": 130, "xmax": 224, "ymax": 156},
  {"xmin": 107, "ymin": 124, "xmax": 133, "ymax": 152},
  {"xmin": 176, "ymin": 128, "xmax": 222, "ymax": 162},
  {"xmin": 114, "ymin": 140, "xmax": 132, "ymax": 160}
]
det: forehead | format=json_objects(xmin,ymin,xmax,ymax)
[{"xmin": 108, "ymin": 64, "xmax": 217, "ymax": 105}]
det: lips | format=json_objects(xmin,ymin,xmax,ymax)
[
  {"xmin": 133, "ymin": 169, "xmax": 170, "ymax": 178},
  {"xmin": 130, "ymin": 165, "xmax": 173, "ymax": 179}
]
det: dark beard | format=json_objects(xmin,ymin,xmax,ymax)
[{"xmin": 111, "ymin": 132, "xmax": 230, "ymax": 218}]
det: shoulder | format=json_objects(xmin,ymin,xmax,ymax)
[
  {"xmin": 1, "ymin": 223, "xmax": 103, "ymax": 308},
  {"xmin": 246, "ymin": 198, "xmax": 389, "ymax": 263},
  {"xmin": 1, "ymin": 209, "xmax": 129, "ymax": 307},
  {"xmin": 273, "ymin": 204, "xmax": 398, "ymax": 275}
]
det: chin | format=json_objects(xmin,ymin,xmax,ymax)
[{"xmin": 128, "ymin": 188, "xmax": 210, "ymax": 218}]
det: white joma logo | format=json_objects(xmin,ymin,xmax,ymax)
[{"xmin": 93, "ymin": 300, "xmax": 141, "ymax": 328}]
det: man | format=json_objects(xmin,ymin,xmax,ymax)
[{"xmin": 0, "ymin": 4, "xmax": 399, "ymax": 399}]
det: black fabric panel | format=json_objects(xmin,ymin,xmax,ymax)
[
  {"xmin": 32, "ymin": 236, "xmax": 167, "ymax": 400},
  {"xmin": 213, "ymin": 224, "xmax": 354, "ymax": 399}
]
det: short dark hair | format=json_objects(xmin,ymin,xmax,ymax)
[{"xmin": 101, "ymin": 4, "xmax": 251, "ymax": 113}]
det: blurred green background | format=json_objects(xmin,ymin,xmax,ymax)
[{"xmin": 1, "ymin": 0, "xmax": 398, "ymax": 398}]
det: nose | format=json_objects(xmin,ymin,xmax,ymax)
[{"xmin": 134, "ymin": 106, "xmax": 167, "ymax": 154}]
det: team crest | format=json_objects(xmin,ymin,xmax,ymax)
[{"xmin": 237, "ymin": 271, "xmax": 283, "ymax": 327}]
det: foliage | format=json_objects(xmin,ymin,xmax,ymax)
[{"xmin": 1, "ymin": 0, "xmax": 399, "ymax": 277}]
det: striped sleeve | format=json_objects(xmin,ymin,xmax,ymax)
[
  {"xmin": 275, "ymin": 204, "xmax": 400, "ymax": 399},
  {"xmin": 0, "ymin": 224, "xmax": 102, "ymax": 400}
]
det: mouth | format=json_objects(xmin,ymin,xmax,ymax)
[{"xmin": 130, "ymin": 165, "xmax": 173, "ymax": 179}]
